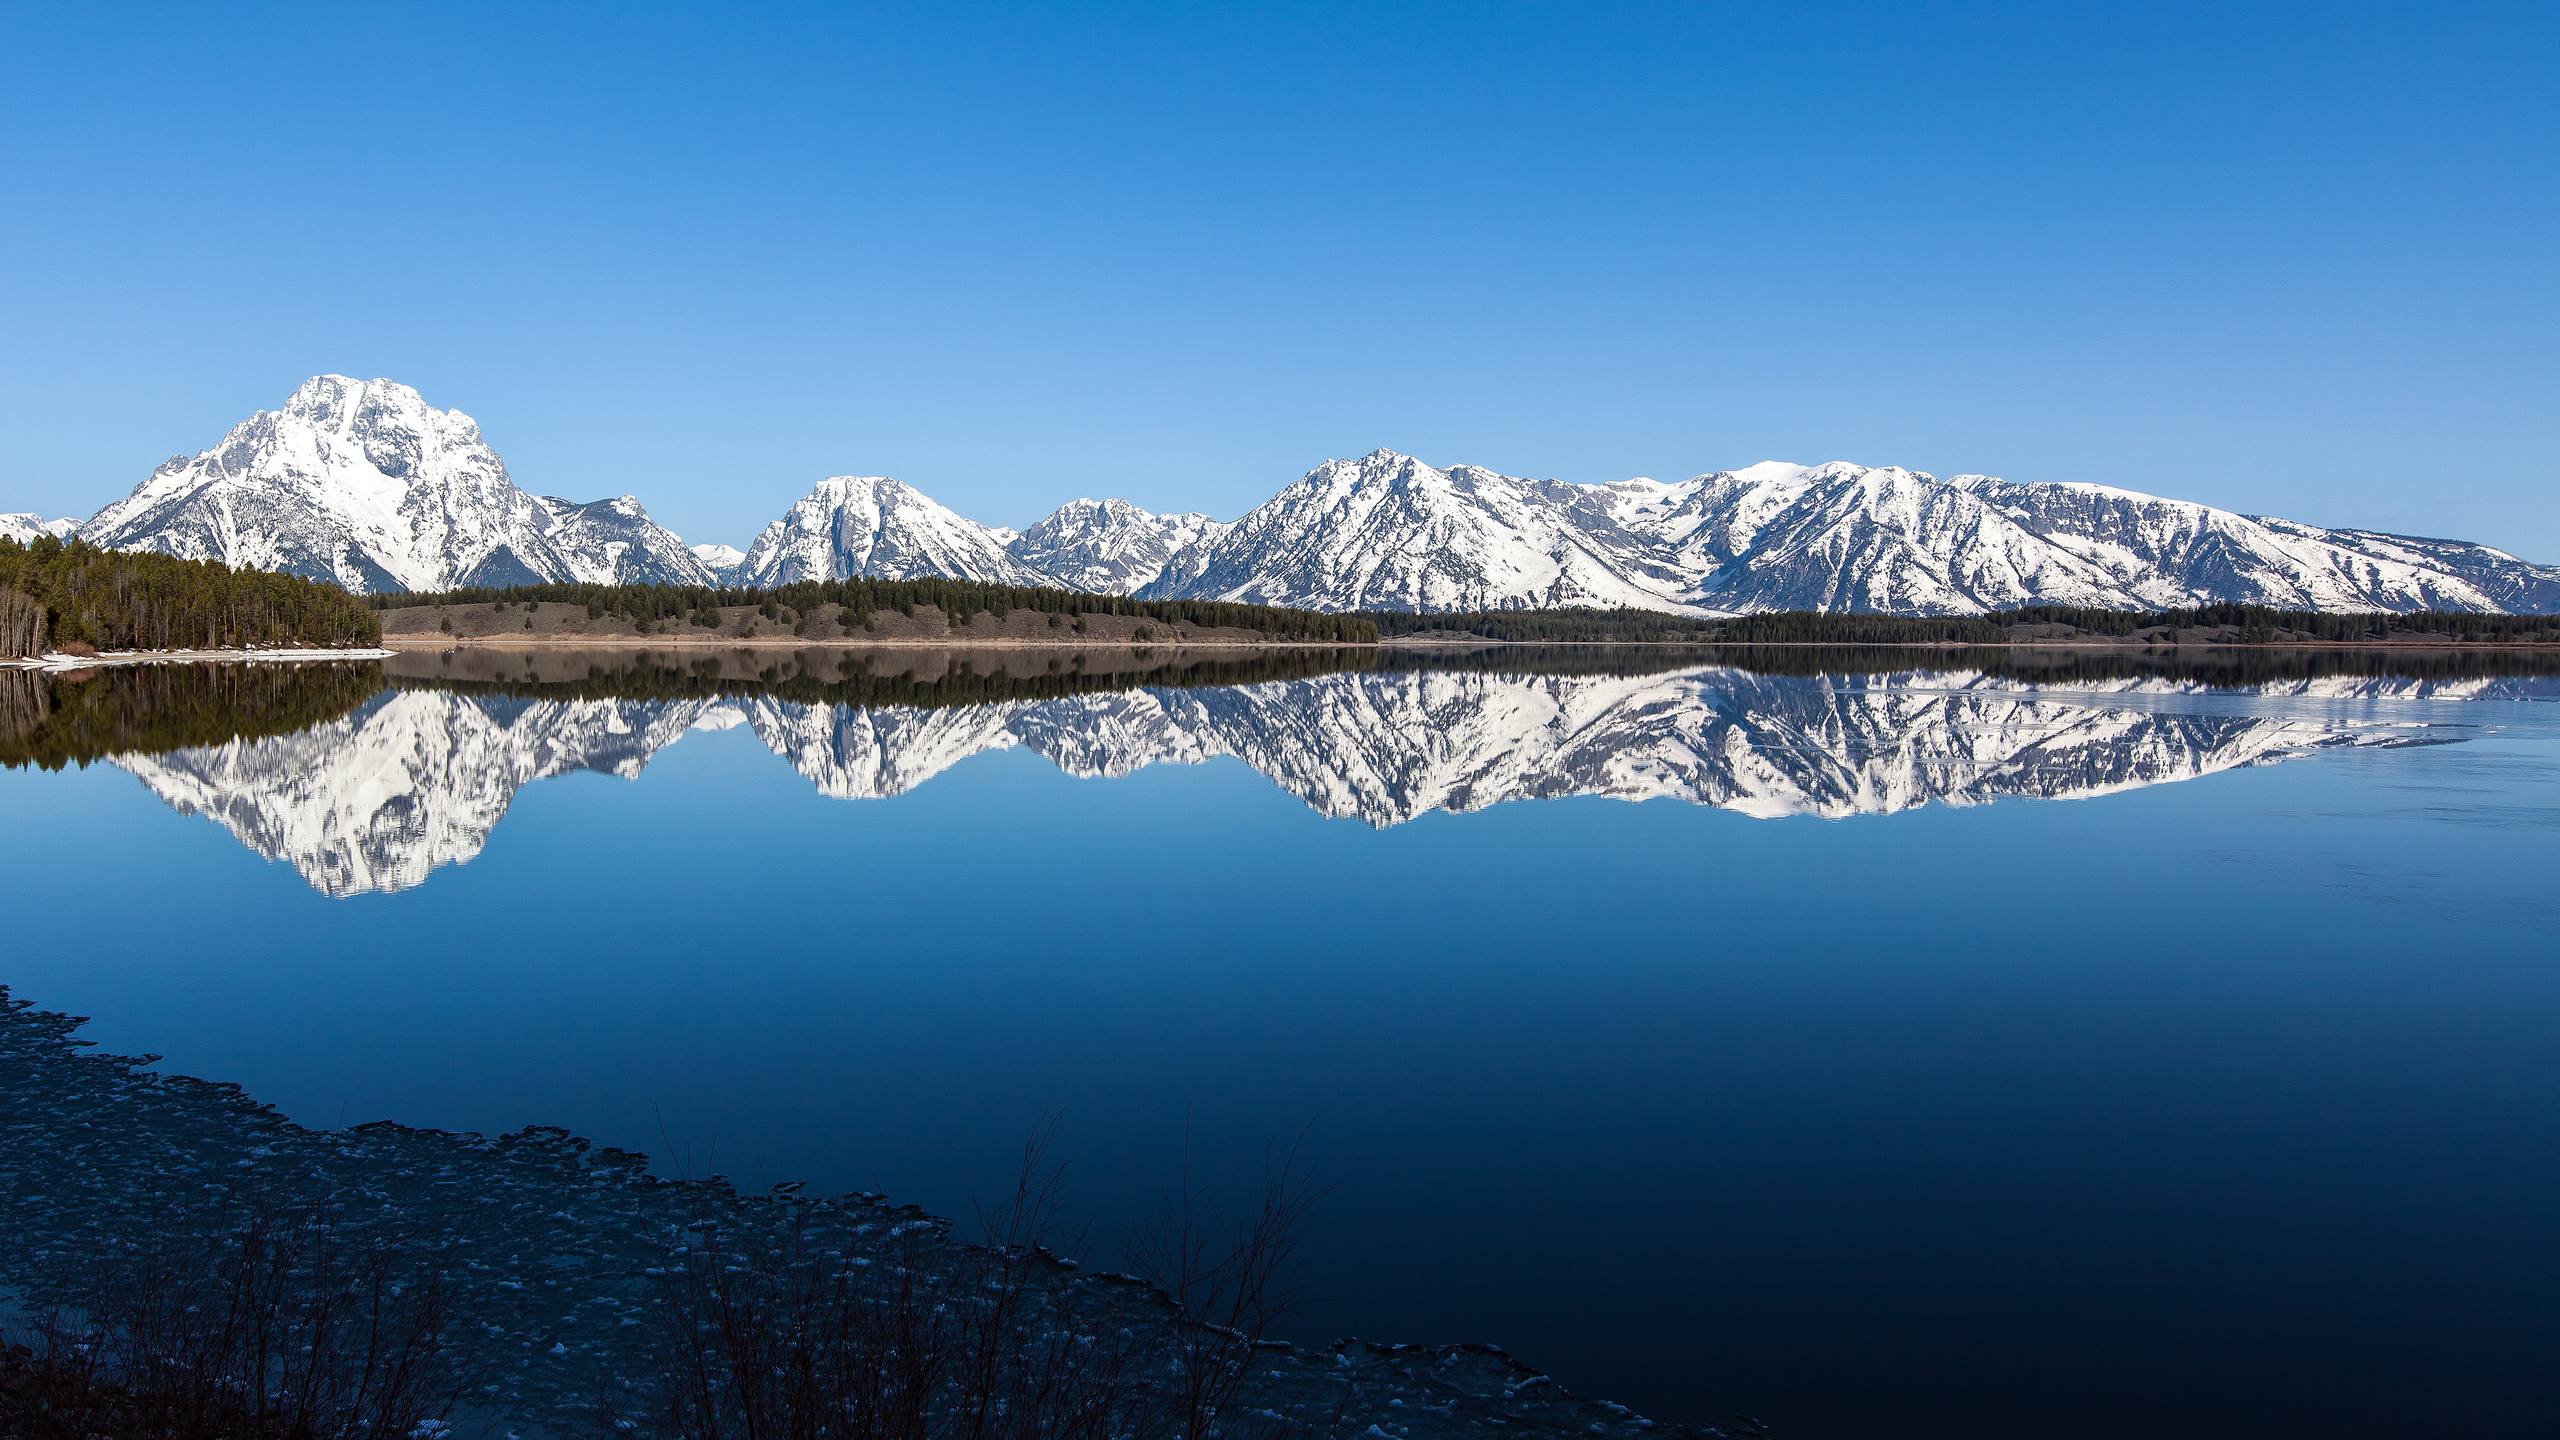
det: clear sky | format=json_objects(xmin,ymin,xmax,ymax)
[{"xmin": 3, "ymin": 2, "xmax": 2554, "ymax": 556}]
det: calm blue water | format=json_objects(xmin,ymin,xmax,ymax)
[{"xmin": 4, "ymin": 651, "xmax": 2557, "ymax": 1437}]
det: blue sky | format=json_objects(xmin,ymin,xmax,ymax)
[{"xmin": 3, "ymin": 2, "xmax": 2554, "ymax": 555}]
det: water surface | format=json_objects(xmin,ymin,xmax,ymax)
[{"xmin": 4, "ymin": 645, "xmax": 2556, "ymax": 1437}]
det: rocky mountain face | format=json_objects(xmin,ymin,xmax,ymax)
[
  {"xmin": 527, "ymin": 494, "xmax": 717, "ymax": 587},
  {"xmin": 49, "ymin": 376, "xmax": 2559, "ymax": 614},
  {"xmin": 735, "ymin": 475, "xmax": 1053, "ymax": 588},
  {"xmin": 0, "ymin": 514, "xmax": 78, "ymax": 546},
  {"xmin": 1141, "ymin": 453, "xmax": 2560, "ymax": 616},
  {"xmin": 1654, "ymin": 463, "xmax": 2560, "ymax": 614},
  {"xmin": 1140, "ymin": 449, "xmax": 1701, "ymax": 613},
  {"xmin": 1004, "ymin": 498, "xmax": 1229, "ymax": 593},
  {"xmin": 112, "ymin": 666, "xmax": 2525, "ymax": 895},
  {"xmin": 73, "ymin": 377, "xmax": 711, "ymax": 594}
]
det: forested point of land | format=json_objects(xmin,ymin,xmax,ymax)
[
  {"xmin": 0, "ymin": 536, "xmax": 382, "ymax": 657},
  {"xmin": 0, "ymin": 662, "xmax": 383, "ymax": 771},
  {"xmin": 369, "ymin": 578, "xmax": 1379, "ymax": 643}
]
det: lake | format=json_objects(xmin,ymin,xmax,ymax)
[{"xmin": 4, "ymin": 644, "xmax": 2556, "ymax": 1438}]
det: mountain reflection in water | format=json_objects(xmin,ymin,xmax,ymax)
[{"xmin": 6, "ymin": 645, "xmax": 2553, "ymax": 897}]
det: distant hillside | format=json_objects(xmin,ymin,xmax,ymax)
[{"xmin": 1, "ymin": 535, "xmax": 381, "ymax": 658}]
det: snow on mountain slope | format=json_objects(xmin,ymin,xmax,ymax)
[
  {"xmin": 0, "ymin": 513, "xmax": 79, "ymax": 545},
  {"xmin": 2245, "ymin": 523, "xmax": 2560, "ymax": 614},
  {"xmin": 56, "ymin": 378, "xmax": 2557, "ymax": 615},
  {"xmin": 1637, "ymin": 463, "xmax": 2560, "ymax": 615},
  {"xmin": 690, "ymin": 543, "xmax": 748, "ymax": 583},
  {"xmin": 1140, "ymin": 449, "xmax": 1711, "ymax": 614},
  {"xmin": 1142, "ymin": 448, "xmax": 2557, "ymax": 616},
  {"xmin": 1650, "ymin": 462, "xmax": 2150, "ymax": 613},
  {"xmin": 1945, "ymin": 473, "xmax": 2550, "ymax": 613},
  {"xmin": 531, "ymin": 495, "xmax": 715, "ymax": 586},
  {"xmin": 1005, "ymin": 498, "xmax": 1231, "ymax": 592},
  {"xmin": 1117, "ymin": 448, "xmax": 2559, "ymax": 615},
  {"xmin": 736, "ymin": 475, "xmax": 1054, "ymax": 588},
  {"xmin": 77, "ymin": 376, "xmax": 713, "ymax": 593}
]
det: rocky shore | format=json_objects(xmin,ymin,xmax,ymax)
[{"xmin": 0, "ymin": 988, "xmax": 1756, "ymax": 1439}]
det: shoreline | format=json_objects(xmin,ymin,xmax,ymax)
[
  {"xmin": 14, "ymin": 636, "xmax": 2560, "ymax": 668},
  {"xmin": 0, "ymin": 983, "xmax": 1714, "ymax": 1439}
]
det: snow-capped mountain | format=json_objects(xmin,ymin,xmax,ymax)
[
  {"xmin": 530, "ymin": 494, "xmax": 718, "ymax": 587},
  {"xmin": 107, "ymin": 663, "xmax": 2532, "ymax": 895},
  {"xmin": 1652, "ymin": 462, "xmax": 2560, "ymax": 614},
  {"xmin": 1005, "ymin": 498, "xmax": 1230, "ymax": 593},
  {"xmin": 735, "ymin": 475, "xmax": 1054, "ymax": 588},
  {"xmin": 76, "ymin": 376, "xmax": 712, "ymax": 594},
  {"xmin": 1142, "ymin": 449, "xmax": 1703, "ymax": 613},
  {"xmin": 0, "ymin": 513, "xmax": 78, "ymax": 545},
  {"xmin": 50, "ymin": 375, "xmax": 2558, "ymax": 614},
  {"xmin": 1143, "ymin": 451, "xmax": 2560, "ymax": 616},
  {"xmin": 690, "ymin": 543, "xmax": 748, "ymax": 583}
]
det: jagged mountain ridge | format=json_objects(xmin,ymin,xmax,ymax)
[
  {"xmin": 1004, "ymin": 498, "xmax": 1229, "ymax": 593},
  {"xmin": 1138, "ymin": 450, "xmax": 1703, "ymax": 614},
  {"xmin": 1141, "ymin": 453, "xmax": 2560, "ymax": 616},
  {"xmin": 73, "ymin": 377, "xmax": 712, "ymax": 594},
  {"xmin": 41, "ymin": 376, "xmax": 2559, "ymax": 613},
  {"xmin": 1656, "ymin": 463, "xmax": 2560, "ymax": 614},
  {"xmin": 112, "ymin": 668, "xmax": 2525, "ymax": 895}
]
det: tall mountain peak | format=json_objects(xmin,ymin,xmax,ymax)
[
  {"xmin": 737, "ymin": 474, "xmax": 1051, "ymax": 588},
  {"xmin": 1142, "ymin": 450, "xmax": 1706, "ymax": 613},
  {"xmin": 77, "ymin": 376, "xmax": 710, "ymax": 593}
]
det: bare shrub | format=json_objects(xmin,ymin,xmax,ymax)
[
  {"xmin": 4, "ymin": 1203, "xmax": 467, "ymax": 1440},
  {"xmin": 1121, "ymin": 1125, "xmax": 1334, "ymax": 1440},
  {"xmin": 634, "ymin": 1119, "xmax": 1330, "ymax": 1440}
]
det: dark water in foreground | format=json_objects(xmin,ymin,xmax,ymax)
[{"xmin": 4, "ymin": 646, "xmax": 2557, "ymax": 1437}]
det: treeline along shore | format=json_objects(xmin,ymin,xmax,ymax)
[
  {"xmin": 373, "ymin": 579, "xmax": 2560, "ymax": 650},
  {"xmin": 372, "ymin": 577, "xmax": 1382, "ymax": 645}
]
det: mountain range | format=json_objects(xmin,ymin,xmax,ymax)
[{"xmin": 14, "ymin": 375, "xmax": 2557, "ymax": 615}]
